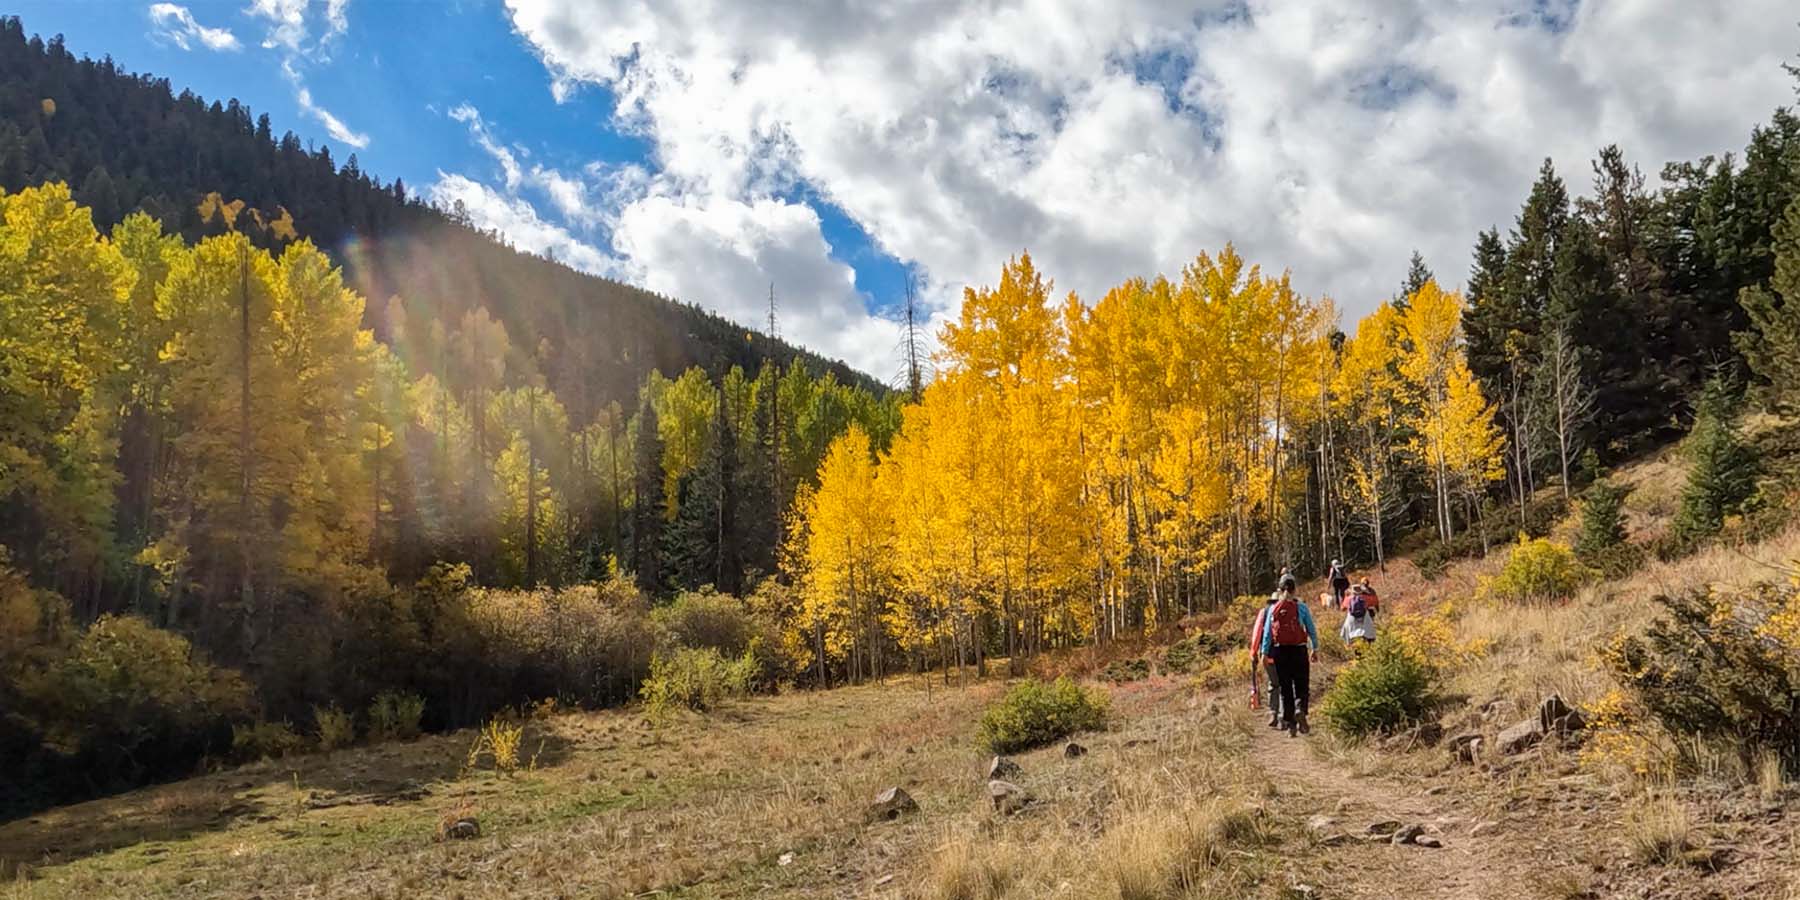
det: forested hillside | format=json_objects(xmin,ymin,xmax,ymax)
[
  {"xmin": 5, "ymin": 12, "xmax": 1800, "ymax": 834},
  {"xmin": 0, "ymin": 17, "xmax": 878, "ymax": 419}
]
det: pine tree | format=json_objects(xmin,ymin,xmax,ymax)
[
  {"xmin": 1673, "ymin": 377, "xmax": 1756, "ymax": 544},
  {"xmin": 632, "ymin": 393, "xmax": 665, "ymax": 596},
  {"xmin": 1574, "ymin": 478, "xmax": 1628, "ymax": 565},
  {"xmin": 662, "ymin": 391, "xmax": 740, "ymax": 593},
  {"xmin": 1394, "ymin": 250, "xmax": 1433, "ymax": 310},
  {"xmin": 1735, "ymin": 191, "xmax": 1800, "ymax": 415}
]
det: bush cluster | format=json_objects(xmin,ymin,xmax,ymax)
[
  {"xmin": 978, "ymin": 677, "xmax": 1109, "ymax": 753},
  {"xmin": 1162, "ymin": 632, "xmax": 1225, "ymax": 674},
  {"xmin": 1410, "ymin": 495, "xmax": 1568, "ymax": 580},
  {"xmin": 640, "ymin": 646, "xmax": 759, "ymax": 719},
  {"xmin": 1318, "ymin": 635, "xmax": 1435, "ymax": 737},
  {"xmin": 1606, "ymin": 588, "xmax": 1800, "ymax": 776},
  {"xmin": 1484, "ymin": 536, "xmax": 1593, "ymax": 603},
  {"xmin": 1100, "ymin": 657, "xmax": 1151, "ymax": 683}
]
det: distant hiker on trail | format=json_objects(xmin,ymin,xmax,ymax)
[
  {"xmin": 1247, "ymin": 591, "xmax": 1280, "ymax": 727},
  {"xmin": 1339, "ymin": 582, "xmax": 1377, "ymax": 648},
  {"xmin": 1260, "ymin": 574, "xmax": 1319, "ymax": 736},
  {"xmin": 1328, "ymin": 560, "xmax": 1351, "ymax": 608}
]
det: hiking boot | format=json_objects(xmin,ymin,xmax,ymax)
[
  {"xmin": 1267, "ymin": 712, "xmax": 1280, "ymax": 728},
  {"xmin": 1285, "ymin": 720, "xmax": 1297, "ymax": 738},
  {"xmin": 1297, "ymin": 715, "xmax": 1311, "ymax": 735}
]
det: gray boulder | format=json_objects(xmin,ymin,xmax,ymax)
[
  {"xmin": 868, "ymin": 786, "xmax": 919, "ymax": 822},
  {"xmin": 987, "ymin": 779, "xmax": 1031, "ymax": 815}
]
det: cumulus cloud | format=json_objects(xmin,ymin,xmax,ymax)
[
  {"xmin": 427, "ymin": 172, "xmax": 620, "ymax": 277},
  {"xmin": 435, "ymin": 102, "xmax": 902, "ymax": 368},
  {"xmin": 496, "ymin": 0, "xmax": 1798, "ymax": 357},
  {"xmin": 252, "ymin": 1, "xmax": 367, "ymax": 150},
  {"xmin": 148, "ymin": 3, "xmax": 241, "ymax": 51}
]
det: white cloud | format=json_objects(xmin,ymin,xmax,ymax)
[
  {"xmin": 245, "ymin": 0, "xmax": 308, "ymax": 52},
  {"xmin": 283, "ymin": 60, "xmax": 368, "ymax": 148},
  {"xmin": 252, "ymin": 1, "xmax": 367, "ymax": 150},
  {"xmin": 497, "ymin": 0, "xmax": 1799, "ymax": 365},
  {"xmin": 427, "ymin": 172, "xmax": 620, "ymax": 277},
  {"xmin": 433, "ymin": 104, "xmax": 898, "ymax": 369},
  {"xmin": 148, "ymin": 3, "xmax": 241, "ymax": 51}
]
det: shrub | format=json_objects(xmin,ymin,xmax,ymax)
[
  {"xmin": 1484, "ymin": 535, "xmax": 1592, "ymax": 603},
  {"xmin": 20, "ymin": 615, "xmax": 252, "ymax": 777},
  {"xmin": 368, "ymin": 691, "xmax": 425, "ymax": 742},
  {"xmin": 640, "ymin": 646, "xmax": 757, "ymax": 719},
  {"xmin": 1318, "ymin": 636, "xmax": 1434, "ymax": 738},
  {"xmin": 231, "ymin": 721, "xmax": 303, "ymax": 762},
  {"xmin": 1162, "ymin": 633, "xmax": 1223, "ymax": 674},
  {"xmin": 427, "ymin": 574, "xmax": 658, "ymax": 721},
  {"xmin": 653, "ymin": 588, "xmax": 754, "ymax": 655},
  {"xmin": 978, "ymin": 677, "xmax": 1109, "ymax": 753},
  {"xmin": 313, "ymin": 704, "xmax": 355, "ymax": 751},
  {"xmin": 1606, "ymin": 588, "xmax": 1800, "ymax": 776},
  {"xmin": 1101, "ymin": 657, "xmax": 1151, "ymax": 683},
  {"xmin": 470, "ymin": 717, "xmax": 524, "ymax": 774}
]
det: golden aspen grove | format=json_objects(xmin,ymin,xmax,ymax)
[{"xmin": 783, "ymin": 250, "xmax": 1506, "ymax": 681}]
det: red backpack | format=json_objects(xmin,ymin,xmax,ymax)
[{"xmin": 1270, "ymin": 597, "xmax": 1307, "ymax": 646}]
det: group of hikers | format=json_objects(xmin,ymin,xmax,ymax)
[{"xmin": 1246, "ymin": 560, "xmax": 1380, "ymax": 736}]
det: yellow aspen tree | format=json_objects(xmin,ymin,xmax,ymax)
[{"xmin": 796, "ymin": 424, "xmax": 890, "ymax": 684}]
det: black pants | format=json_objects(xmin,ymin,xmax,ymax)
[{"xmin": 1272, "ymin": 645, "xmax": 1311, "ymax": 724}]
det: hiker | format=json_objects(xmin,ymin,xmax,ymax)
[
  {"xmin": 1247, "ymin": 591, "xmax": 1280, "ymax": 727},
  {"xmin": 1339, "ymin": 582, "xmax": 1377, "ymax": 648},
  {"xmin": 1328, "ymin": 559, "xmax": 1351, "ymax": 608},
  {"xmin": 1260, "ymin": 574, "xmax": 1319, "ymax": 736}
]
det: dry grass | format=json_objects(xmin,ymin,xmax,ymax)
[
  {"xmin": 1100, "ymin": 798, "xmax": 1265, "ymax": 900},
  {"xmin": 1757, "ymin": 751, "xmax": 1789, "ymax": 801},
  {"xmin": 1624, "ymin": 792, "xmax": 1694, "ymax": 865},
  {"xmin": 925, "ymin": 834, "xmax": 1024, "ymax": 900}
]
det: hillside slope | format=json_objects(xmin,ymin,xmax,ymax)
[
  {"xmin": 0, "ymin": 17, "xmax": 879, "ymax": 421},
  {"xmin": 6, "ymin": 452, "xmax": 1798, "ymax": 899}
]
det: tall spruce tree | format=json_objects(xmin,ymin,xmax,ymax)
[
  {"xmin": 1673, "ymin": 377, "xmax": 1756, "ymax": 544},
  {"xmin": 1736, "ymin": 191, "xmax": 1800, "ymax": 415},
  {"xmin": 662, "ymin": 391, "xmax": 741, "ymax": 593},
  {"xmin": 1580, "ymin": 145, "xmax": 1675, "ymax": 450}
]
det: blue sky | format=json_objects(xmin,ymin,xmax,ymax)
[{"xmin": 9, "ymin": 1, "xmax": 1797, "ymax": 375}]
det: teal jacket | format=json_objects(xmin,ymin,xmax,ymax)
[{"xmin": 1259, "ymin": 598, "xmax": 1318, "ymax": 655}]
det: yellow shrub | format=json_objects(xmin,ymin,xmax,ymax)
[
  {"xmin": 1481, "ymin": 535, "xmax": 1594, "ymax": 604},
  {"xmin": 467, "ymin": 717, "xmax": 524, "ymax": 774}
]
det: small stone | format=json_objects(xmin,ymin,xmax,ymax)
[
  {"xmin": 1366, "ymin": 820, "xmax": 1402, "ymax": 836},
  {"xmin": 1064, "ymin": 742, "xmax": 1089, "ymax": 759},
  {"xmin": 442, "ymin": 817, "xmax": 480, "ymax": 840},
  {"xmin": 1537, "ymin": 694, "xmax": 1571, "ymax": 731},
  {"xmin": 987, "ymin": 755, "xmax": 1022, "ymax": 781},
  {"xmin": 1498, "ymin": 717, "xmax": 1544, "ymax": 755},
  {"xmin": 1390, "ymin": 823, "xmax": 1425, "ymax": 845},
  {"xmin": 1306, "ymin": 814, "xmax": 1338, "ymax": 836},
  {"xmin": 867, "ymin": 787, "xmax": 919, "ymax": 822},
  {"xmin": 778, "ymin": 852, "xmax": 795, "ymax": 867},
  {"xmin": 987, "ymin": 779, "xmax": 1031, "ymax": 815},
  {"xmin": 1414, "ymin": 835, "xmax": 1444, "ymax": 849}
]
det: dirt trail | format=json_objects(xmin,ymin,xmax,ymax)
[{"xmin": 1242, "ymin": 706, "xmax": 1561, "ymax": 900}]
